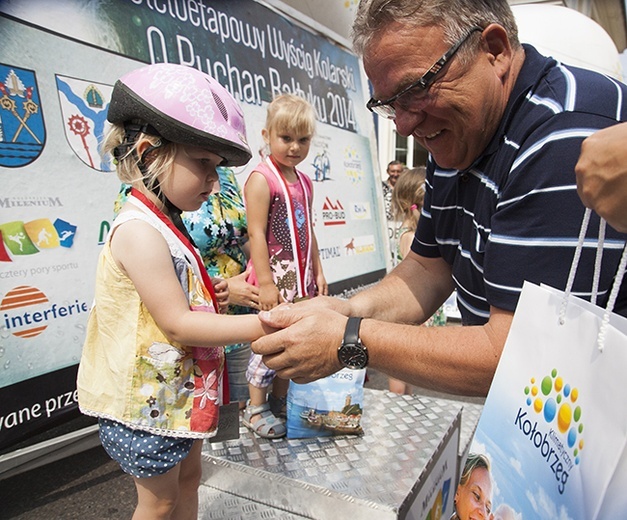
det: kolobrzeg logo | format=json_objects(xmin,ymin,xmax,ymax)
[{"xmin": 515, "ymin": 368, "xmax": 584, "ymax": 495}]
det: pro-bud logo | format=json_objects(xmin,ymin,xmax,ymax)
[{"xmin": 515, "ymin": 368, "xmax": 584, "ymax": 495}]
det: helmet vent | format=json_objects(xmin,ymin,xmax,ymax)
[{"xmin": 211, "ymin": 89, "xmax": 229, "ymax": 122}]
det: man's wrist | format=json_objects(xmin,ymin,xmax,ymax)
[{"xmin": 337, "ymin": 317, "xmax": 368, "ymax": 369}]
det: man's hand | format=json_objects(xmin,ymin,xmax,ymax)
[
  {"xmin": 252, "ymin": 300, "xmax": 349, "ymax": 383},
  {"xmin": 575, "ymin": 123, "xmax": 627, "ymax": 233}
]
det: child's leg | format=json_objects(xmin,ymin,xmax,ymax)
[
  {"xmin": 132, "ymin": 465, "xmax": 180, "ymax": 519},
  {"xmin": 171, "ymin": 440, "xmax": 203, "ymax": 520},
  {"xmin": 269, "ymin": 376, "xmax": 289, "ymax": 417},
  {"xmin": 270, "ymin": 376, "xmax": 289, "ymax": 399},
  {"xmin": 226, "ymin": 344, "xmax": 252, "ymax": 410},
  {"xmin": 246, "ymin": 351, "xmax": 273, "ymax": 410},
  {"xmin": 248, "ymin": 382, "xmax": 270, "ymax": 408},
  {"xmin": 132, "ymin": 440, "xmax": 203, "ymax": 520},
  {"xmin": 246, "ymin": 352, "xmax": 275, "ymax": 400},
  {"xmin": 244, "ymin": 353, "xmax": 285, "ymax": 438},
  {"xmin": 245, "ymin": 355, "xmax": 272, "ymax": 428}
]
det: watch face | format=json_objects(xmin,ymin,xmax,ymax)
[{"xmin": 339, "ymin": 343, "xmax": 368, "ymax": 369}]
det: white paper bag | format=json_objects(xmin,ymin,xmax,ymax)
[{"xmin": 464, "ymin": 213, "xmax": 627, "ymax": 519}]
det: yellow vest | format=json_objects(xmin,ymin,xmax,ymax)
[{"xmin": 77, "ymin": 210, "xmax": 224, "ymax": 438}]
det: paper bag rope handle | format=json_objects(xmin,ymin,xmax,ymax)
[{"xmin": 560, "ymin": 208, "xmax": 627, "ymax": 351}]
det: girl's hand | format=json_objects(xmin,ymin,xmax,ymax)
[
  {"xmin": 259, "ymin": 283, "xmax": 282, "ymax": 311},
  {"xmin": 211, "ymin": 277, "xmax": 230, "ymax": 310},
  {"xmin": 227, "ymin": 270, "xmax": 260, "ymax": 309},
  {"xmin": 316, "ymin": 272, "xmax": 328, "ymax": 296}
]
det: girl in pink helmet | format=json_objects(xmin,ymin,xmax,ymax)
[{"xmin": 77, "ymin": 63, "xmax": 272, "ymax": 519}]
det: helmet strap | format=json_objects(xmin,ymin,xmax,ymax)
[
  {"xmin": 162, "ymin": 196, "xmax": 197, "ymax": 248},
  {"xmin": 137, "ymin": 147, "xmax": 198, "ymax": 249},
  {"xmin": 119, "ymin": 123, "xmax": 199, "ymax": 247}
]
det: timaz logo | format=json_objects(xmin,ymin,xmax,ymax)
[
  {"xmin": 515, "ymin": 368, "xmax": 584, "ymax": 495},
  {"xmin": 0, "ymin": 285, "xmax": 88, "ymax": 338}
]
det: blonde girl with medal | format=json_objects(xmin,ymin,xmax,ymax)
[
  {"xmin": 243, "ymin": 94, "xmax": 328, "ymax": 438},
  {"xmin": 77, "ymin": 63, "xmax": 274, "ymax": 520}
]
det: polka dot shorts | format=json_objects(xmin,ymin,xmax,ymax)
[{"xmin": 98, "ymin": 418, "xmax": 194, "ymax": 478}]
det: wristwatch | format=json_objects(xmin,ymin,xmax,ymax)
[{"xmin": 337, "ymin": 317, "xmax": 368, "ymax": 369}]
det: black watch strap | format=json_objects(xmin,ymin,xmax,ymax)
[{"xmin": 344, "ymin": 317, "xmax": 363, "ymax": 344}]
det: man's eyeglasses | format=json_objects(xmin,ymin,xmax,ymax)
[{"xmin": 366, "ymin": 26, "xmax": 483, "ymax": 120}]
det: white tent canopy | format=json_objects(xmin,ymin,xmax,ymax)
[{"xmin": 271, "ymin": 0, "xmax": 627, "ymax": 55}]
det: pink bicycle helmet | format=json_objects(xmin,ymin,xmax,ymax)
[{"xmin": 107, "ymin": 63, "xmax": 251, "ymax": 166}]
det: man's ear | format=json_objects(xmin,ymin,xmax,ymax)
[{"xmin": 481, "ymin": 23, "xmax": 514, "ymax": 80}]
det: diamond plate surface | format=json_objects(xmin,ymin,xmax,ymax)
[
  {"xmin": 201, "ymin": 389, "xmax": 463, "ymax": 519},
  {"xmin": 198, "ymin": 486, "xmax": 309, "ymax": 519}
]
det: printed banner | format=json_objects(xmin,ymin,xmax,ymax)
[{"xmin": 0, "ymin": 0, "xmax": 384, "ymax": 450}]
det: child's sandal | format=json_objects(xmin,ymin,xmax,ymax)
[{"xmin": 242, "ymin": 401, "xmax": 286, "ymax": 439}]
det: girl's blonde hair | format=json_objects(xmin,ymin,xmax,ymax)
[
  {"xmin": 265, "ymin": 94, "xmax": 316, "ymax": 136},
  {"xmin": 392, "ymin": 166, "xmax": 426, "ymax": 229},
  {"xmin": 102, "ymin": 123, "xmax": 177, "ymax": 192}
]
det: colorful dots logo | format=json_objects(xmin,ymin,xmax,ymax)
[
  {"xmin": 524, "ymin": 369, "xmax": 584, "ymax": 464},
  {"xmin": 343, "ymin": 147, "xmax": 363, "ymax": 184}
]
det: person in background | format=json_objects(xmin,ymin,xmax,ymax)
[
  {"xmin": 391, "ymin": 166, "xmax": 427, "ymax": 266},
  {"xmin": 183, "ymin": 167, "xmax": 259, "ymax": 410},
  {"xmin": 388, "ymin": 166, "xmax": 446, "ymax": 395},
  {"xmin": 450, "ymin": 453, "xmax": 493, "ymax": 520},
  {"xmin": 243, "ymin": 94, "xmax": 327, "ymax": 438},
  {"xmin": 251, "ymin": 0, "xmax": 627, "ymax": 397},
  {"xmin": 77, "ymin": 63, "xmax": 274, "ymax": 520},
  {"xmin": 575, "ymin": 121, "xmax": 627, "ymax": 341},
  {"xmin": 382, "ymin": 160, "xmax": 404, "ymax": 221},
  {"xmin": 575, "ymin": 121, "xmax": 627, "ymax": 233},
  {"xmin": 382, "ymin": 160, "xmax": 405, "ymax": 266}
]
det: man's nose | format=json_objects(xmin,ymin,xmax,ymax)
[{"xmin": 393, "ymin": 106, "xmax": 427, "ymax": 137}]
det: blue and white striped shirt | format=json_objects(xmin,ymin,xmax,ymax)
[{"xmin": 414, "ymin": 45, "xmax": 627, "ymax": 325}]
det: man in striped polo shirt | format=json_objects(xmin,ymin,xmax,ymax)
[{"xmin": 252, "ymin": 0, "xmax": 627, "ymax": 397}]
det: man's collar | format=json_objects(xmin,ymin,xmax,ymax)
[{"xmin": 480, "ymin": 44, "xmax": 555, "ymax": 160}]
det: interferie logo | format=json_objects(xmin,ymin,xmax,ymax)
[
  {"xmin": 0, "ymin": 285, "xmax": 89, "ymax": 339},
  {"xmin": 516, "ymin": 368, "xmax": 584, "ymax": 495}
]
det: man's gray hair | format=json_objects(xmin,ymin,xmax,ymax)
[{"xmin": 351, "ymin": 0, "xmax": 520, "ymax": 59}]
